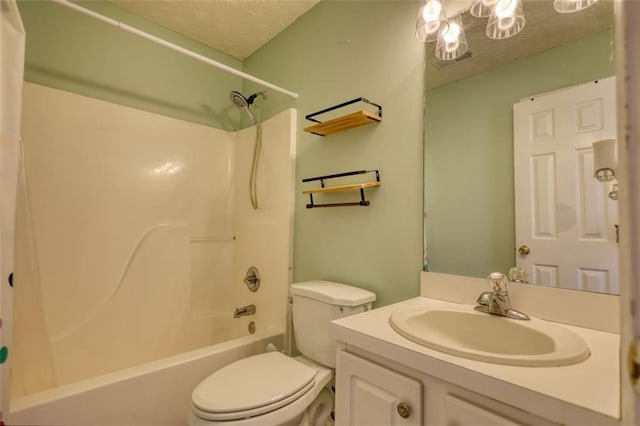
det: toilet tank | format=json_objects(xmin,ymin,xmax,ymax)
[{"xmin": 290, "ymin": 281, "xmax": 376, "ymax": 368}]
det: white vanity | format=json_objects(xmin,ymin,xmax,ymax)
[{"xmin": 330, "ymin": 273, "xmax": 620, "ymax": 426}]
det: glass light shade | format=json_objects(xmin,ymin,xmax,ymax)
[
  {"xmin": 470, "ymin": 0, "xmax": 498, "ymax": 18},
  {"xmin": 435, "ymin": 16, "xmax": 468, "ymax": 60},
  {"xmin": 593, "ymin": 139, "xmax": 616, "ymax": 181},
  {"xmin": 416, "ymin": 0, "xmax": 447, "ymax": 42},
  {"xmin": 486, "ymin": 0, "xmax": 525, "ymax": 39},
  {"xmin": 553, "ymin": 0, "xmax": 598, "ymax": 13}
]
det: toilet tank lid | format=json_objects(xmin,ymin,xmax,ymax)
[{"xmin": 290, "ymin": 281, "xmax": 376, "ymax": 306}]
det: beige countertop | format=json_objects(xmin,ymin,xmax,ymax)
[{"xmin": 331, "ymin": 296, "xmax": 620, "ymax": 424}]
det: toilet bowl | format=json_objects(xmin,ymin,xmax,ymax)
[
  {"xmin": 188, "ymin": 353, "xmax": 333, "ymax": 426},
  {"xmin": 189, "ymin": 281, "xmax": 376, "ymax": 426}
]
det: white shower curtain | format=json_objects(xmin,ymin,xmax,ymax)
[{"xmin": 0, "ymin": 0, "xmax": 25, "ymax": 415}]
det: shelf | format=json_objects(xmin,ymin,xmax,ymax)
[
  {"xmin": 304, "ymin": 111, "xmax": 382, "ymax": 136},
  {"xmin": 304, "ymin": 97, "xmax": 382, "ymax": 137},
  {"xmin": 302, "ymin": 181, "xmax": 381, "ymax": 195},
  {"xmin": 302, "ymin": 170, "xmax": 381, "ymax": 208}
]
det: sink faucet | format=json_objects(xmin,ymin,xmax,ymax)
[
  {"xmin": 474, "ymin": 272, "xmax": 530, "ymax": 320},
  {"xmin": 233, "ymin": 304, "xmax": 256, "ymax": 318}
]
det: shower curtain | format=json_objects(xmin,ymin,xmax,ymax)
[{"xmin": 0, "ymin": 0, "xmax": 26, "ymax": 416}]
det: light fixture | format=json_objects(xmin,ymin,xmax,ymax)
[
  {"xmin": 592, "ymin": 139, "xmax": 617, "ymax": 182},
  {"xmin": 435, "ymin": 15, "xmax": 468, "ymax": 60},
  {"xmin": 416, "ymin": 0, "xmax": 447, "ymax": 42},
  {"xmin": 553, "ymin": 0, "xmax": 598, "ymax": 13},
  {"xmin": 486, "ymin": 0, "xmax": 526, "ymax": 39},
  {"xmin": 416, "ymin": 0, "xmax": 598, "ymax": 61}
]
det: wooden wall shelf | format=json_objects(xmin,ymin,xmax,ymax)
[
  {"xmin": 302, "ymin": 181, "xmax": 381, "ymax": 195},
  {"xmin": 304, "ymin": 111, "xmax": 382, "ymax": 136},
  {"xmin": 304, "ymin": 98, "xmax": 382, "ymax": 137},
  {"xmin": 302, "ymin": 170, "xmax": 381, "ymax": 208}
]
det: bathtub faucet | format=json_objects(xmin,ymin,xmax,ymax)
[{"xmin": 233, "ymin": 304, "xmax": 256, "ymax": 318}]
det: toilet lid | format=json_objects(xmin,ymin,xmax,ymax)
[{"xmin": 192, "ymin": 352, "xmax": 317, "ymax": 416}]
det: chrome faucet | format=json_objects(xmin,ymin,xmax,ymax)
[
  {"xmin": 233, "ymin": 304, "xmax": 256, "ymax": 318},
  {"xmin": 474, "ymin": 272, "xmax": 530, "ymax": 320}
]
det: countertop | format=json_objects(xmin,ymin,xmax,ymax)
[{"xmin": 331, "ymin": 296, "xmax": 620, "ymax": 424}]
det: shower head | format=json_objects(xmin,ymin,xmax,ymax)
[
  {"xmin": 229, "ymin": 90, "xmax": 267, "ymax": 110},
  {"xmin": 230, "ymin": 91, "xmax": 249, "ymax": 109}
]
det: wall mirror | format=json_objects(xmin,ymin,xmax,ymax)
[{"xmin": 423, "ymin": 0, "xmax": 618, "ymax": 294}]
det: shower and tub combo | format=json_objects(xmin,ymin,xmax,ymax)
[
  {"xmin": 8, "ymin": 82, "xmax": 297, "ymax": 424},
  {"xmin": 3, "ymin": 0, "xmax": 303, "ymax": 422}
]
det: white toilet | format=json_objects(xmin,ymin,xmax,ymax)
[{"xmin": 188, "ymin": 280, "xmax": 376, "ymax": 426}]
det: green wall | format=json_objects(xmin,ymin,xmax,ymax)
[
  {"xmin": 18, "ymin": 1, "xmax": 244, "ymax": 130},
  {"xmin": 424, "ymin": 30, "xmax": 615, "ymax": 279},
  {"xmin": 244, "ymin": 0, "xmax": 425, "ymax": 307}
]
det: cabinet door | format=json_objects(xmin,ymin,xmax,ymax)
[{"xmin": 335, "ymin": 350, "xmax": 422, "ymax": 426}]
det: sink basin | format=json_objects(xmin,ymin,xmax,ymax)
[{"xmin": 389, "ymin": 306, "xmax": 590, "ymax": 366}]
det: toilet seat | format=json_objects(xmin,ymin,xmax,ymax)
[
  {"xmin": 192, "ymin": 380, "xmax": 315, "ymax": 421},
  {"xmin": 192, "ymin": 352, "xmax": 317, "ymax": 422}
]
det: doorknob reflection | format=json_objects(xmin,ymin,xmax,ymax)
[{"xmin": 518, "ymin": 245, "xmax": 531, "ymax": 256}]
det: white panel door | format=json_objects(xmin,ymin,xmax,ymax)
[
  {"xmin": 513, "ymin": 77, "xmax": 618, "ymax": 293},
  {"xmin": 335, "ymin": 350, "xmax": 422, "ymax": 426}
]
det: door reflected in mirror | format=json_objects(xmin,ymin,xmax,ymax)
[{"xmin": 423, "ymin": 0, "xmax": 618, "ymax": 294}]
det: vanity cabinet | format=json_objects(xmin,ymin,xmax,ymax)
[{"xmin": 335, "ymin": 348, "xmax": 559, "ymax": 426}]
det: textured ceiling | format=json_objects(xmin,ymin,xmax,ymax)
[
  {"xmin": 109, "ymin": 0, "xmax": 321, "ymax": 60},
  {"xmin": 109, "ymin": 0, "xmax": 613, "ymax": 83},
  {"xmin": 426, "ymin": 0, "xmax": 614, "ymax": 89}
]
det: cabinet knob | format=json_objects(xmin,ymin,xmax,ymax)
[
  {"xmin": 518, "ymin": 245, "xmax": 531, "ymax": 256},
  {"xmin": 397, "ymin": 402, "xmax": 411, "ymax": 419}
]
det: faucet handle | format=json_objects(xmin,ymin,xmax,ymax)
[
  {"xmin": 508, "ymin": 266, "xmax": 529, "ymax": 283},
  {"xmin": 487, "ymin": 272, "xmax": 508, "ymax": 295},
  {"xmin": 476, "ymin": 291, "xmax": 492, "ymax": 306}
]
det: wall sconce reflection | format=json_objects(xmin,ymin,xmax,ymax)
[
  {"xmin": 592, "ymin": 139, "xmax": 616, "ymax": 182},
  {"xmin": 592, "ymin": 139, "xmax": 617, "ymax": 201}
]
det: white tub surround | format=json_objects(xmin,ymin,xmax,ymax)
[
  {"xmin": 14, "ymin": 84, "xmax": 296, "ymax": 396},
  {"xmin": 331, "ymin": 274, "xmax": 620, "ymax": 425}
]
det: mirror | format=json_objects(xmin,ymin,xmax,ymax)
[{"xmin": 423, "ymin": 0, "xmax": 618, "ymax": 294}]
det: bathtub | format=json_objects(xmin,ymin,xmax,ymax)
[{"xmin": 7, "ymin": 330, "xmax": 283, "ymax": 426}]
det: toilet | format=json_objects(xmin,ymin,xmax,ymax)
[{"xmin": 188, "ymin": 280, "xmax": 376, "ymax": 426}]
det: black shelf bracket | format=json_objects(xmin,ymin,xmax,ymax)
[{"xmin": 302, "ymin": 170, "xmax": 380, "ymax": 209}]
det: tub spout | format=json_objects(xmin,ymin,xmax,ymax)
[{"xmin": 233, "ymin": 304, "xmax": 256, "ymax": 318}]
